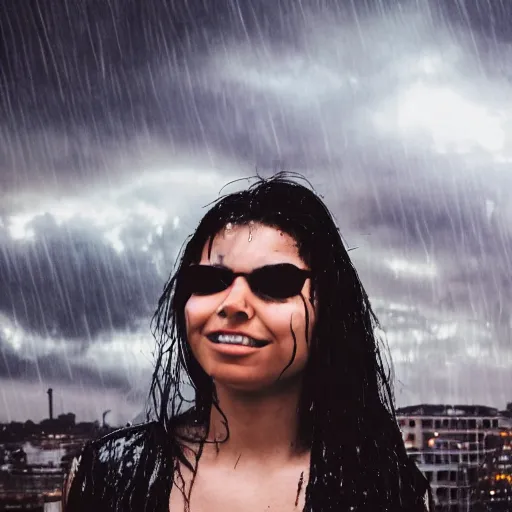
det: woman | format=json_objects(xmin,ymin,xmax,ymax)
[{"xmin": 64, "ymin": 173, "xmax": 433, "ymax": 511}]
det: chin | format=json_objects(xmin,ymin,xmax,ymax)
[
  {"xmin": 212, "ymin": 375, "xmax": 273, "ymax": 392},
  {"xmin": 212, "ymin": 372, "xmax": 304, "ymax": 395}
]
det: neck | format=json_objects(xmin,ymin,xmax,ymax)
[{"xmin": 204, "ymin": 380, "xmax": 307, "ymax": 467}]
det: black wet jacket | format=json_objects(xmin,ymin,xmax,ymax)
[
  {"xmin": 65, "ymin": 422, "xmax": 174, "ymax": 512},
  {"xmin": 65, "ymin": 421, "xmax": 432, "ymax": 512}
]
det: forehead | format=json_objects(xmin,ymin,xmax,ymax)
[{"xmin": 199, "ymin": 223, "xmax": 304, "ymax": 270}]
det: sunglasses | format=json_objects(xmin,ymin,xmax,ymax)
[{"xmin": 180, "ymin": 263, "xmax": 311, "ymax": 300}]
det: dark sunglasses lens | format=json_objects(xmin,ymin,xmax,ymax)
[
  {"xmin": 251, "ymin": 265, "xmax": 308, "ymax": 299},
  {"xmin": 183, "ymin": 266, "xmax": 233, "ymax": 295}
]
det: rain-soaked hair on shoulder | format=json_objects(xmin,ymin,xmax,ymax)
[{"xmin": 149, "ymin": 172, "xmax": 432, "ymax": 511}]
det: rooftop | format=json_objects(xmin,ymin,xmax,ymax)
[{"xmin": 396, "ymin": 404, "xmax": 500, "ymax": 417}]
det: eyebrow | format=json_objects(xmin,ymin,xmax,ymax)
[
  {"xmin": 209, "ymin": 254, "xmax": 227, "ymax": 269},
  {"xmin": 203, "ymin": 263, "xmax": 310, "ymax": 273},
  {"xmin": 210, "ymin": 263, "xmax": 229, "ymax": 270}
]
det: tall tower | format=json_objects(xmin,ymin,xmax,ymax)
[{"xmin": 47, "ymin": 388, "xmax": 53, "ymax": 420}]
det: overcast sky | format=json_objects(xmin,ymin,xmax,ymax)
[{"xmin": 0, "ymin": 0, "xmax": 511, "ymax": 425}]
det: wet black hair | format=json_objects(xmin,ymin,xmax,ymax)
[{"xmin": 149, "ymin": 172, "xmax": 431, "ymax": 511}]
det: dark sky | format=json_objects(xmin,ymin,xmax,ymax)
[{"xmin": 0, "ymin": 0, "xmax": 511, "ymax": 424}]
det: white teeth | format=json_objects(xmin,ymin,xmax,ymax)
[
  {"xmin": 218, "ymin": 334, "xmax": 252, "ymax": 346},
  {"xmin": 212, "ymin": 334, "xmax": 263, "ymax": 347}
]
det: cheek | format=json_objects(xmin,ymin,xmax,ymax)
[
  {"xmin": 265, "ymin": 302, "xmax": 313, "ymax": 341},
  {"xmin": 184, "ymin": 296, "xmax": 212, "ymax": 333}
]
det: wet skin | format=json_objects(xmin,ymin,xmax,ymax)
[{"xmin": 184, "ymin": 223, "xmax": 316, "ymax": 394}]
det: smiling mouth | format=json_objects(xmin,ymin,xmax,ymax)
[{"xmin": 207, "ymin": 333, "xmax": 269, "ymax": 348}]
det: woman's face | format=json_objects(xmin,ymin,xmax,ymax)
[{"xmin": 184, "ymin": 222, "xmax": 316, "ymax": 393}]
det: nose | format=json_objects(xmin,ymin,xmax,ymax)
[{"xmin": 216, "ymin": 276, "xmax": 255, "ymax": 321}]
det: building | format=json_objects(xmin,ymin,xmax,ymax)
[
  {"xmin": 473, "ymin": 438, "xmax": 512, "ymax": 510},
  {"xmin": 397, "ymin": 404, "xmax": 511, "ymax": 511}
]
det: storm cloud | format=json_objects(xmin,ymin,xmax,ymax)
[{"xmin": 1, "ymin": 0, "xmax": 511, "ymax": 422}]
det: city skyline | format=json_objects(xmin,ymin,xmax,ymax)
[{"xmin": 3, "ymin": 395, "xmax": 512, "ymax": 427}]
